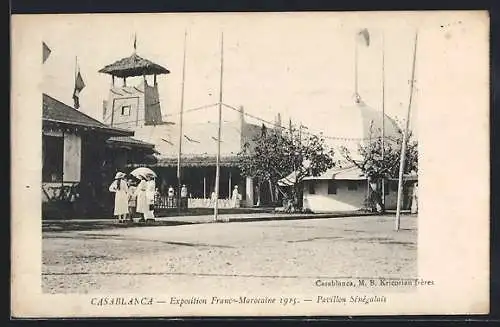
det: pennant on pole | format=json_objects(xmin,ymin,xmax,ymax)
[
  {"xmin": 358, "ymin": 28, "xmax": 370, "ymax": 47},
  {"xmin": 184, "ymin": 135, "xmax": 200, "ymax": 143},
  {"xmin": 133, "ymin": 33, "xmax": 137, "ymax": 52},
  {"xmin": 73, "ymin": 70, "xmax": 86, "ymax": 109},
  {"xmin": 42, "ymin": 42, "xmax": 51, "ymax": 63}
]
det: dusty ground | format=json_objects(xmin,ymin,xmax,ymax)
[{"xmin": 42, "ymin": 215, "xmax": 417, "ymax": 294}]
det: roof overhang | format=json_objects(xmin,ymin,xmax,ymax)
[
  {"xmin": 98, "ymin": 53, "xmax": 170, "ymax": 78},
  {"xmin": 133, "ymin": 155, "xmax": 239, "ymax": 168},
  {"xmin": 43, "ymin": 119, "xmax": 134, "ymax": 137}
]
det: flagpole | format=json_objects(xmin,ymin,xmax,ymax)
[
  {"xmin": 74, "ymin": 56, "xmax": 78, "ymax": 109},
  {"xmin": 214, "ymin": 32, "xmax": 224, "ymax": 222},
  {"xmin": 354, "ymin": 32, "xmax": 359, "ymax": 103},
  {"xmin": 381, "ymin": 33, "xmax": 386, "ymax": 209},
  {"xmin": 395, "ymin": 31, "xmax": 418, "ymax": 231},
  {"xmin": 177, "ymin": 30, "xmax": 187, "ymax": 214}
]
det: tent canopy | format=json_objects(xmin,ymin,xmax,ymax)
[{"xmin": 277, "ymin": 170, "xmax": 301, "ymax": 187}]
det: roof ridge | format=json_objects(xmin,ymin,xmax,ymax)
[
  {"xmin": 43, "ymin": 93, "xmax": 133, "ymax": 135},
  {"xmin": 43, "ymin": 93, "xmax": 107, "ymax": 127}
]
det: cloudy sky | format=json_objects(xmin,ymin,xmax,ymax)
[{"xmin": 38, "ymin": 12, "xmax": 484, "ymax": 138}]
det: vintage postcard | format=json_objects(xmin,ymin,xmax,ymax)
[{"xmin": 11, "ymin": 11, "xmax": 489, "ymax": 317}]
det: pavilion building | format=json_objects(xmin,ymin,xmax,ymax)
[
  {"xmin": 98, "ymin": 50, "xmax": 275, "ymax": 208},
  {"xmin": 42, "ymin": 93, "xmax": 156, "ymax": 218}
]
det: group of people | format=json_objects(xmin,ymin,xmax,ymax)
[
  {"xmin": 108, "ymin": 171, "xmax": 156, "ymax": 223},
  {"xmin": 110, "ymin": 172, "xmax": 245, "ymax": 222},
  {"xmin": 165, "ymin": 184, "xmax": 189, "ymax": 208},
  {"xmin": 209, "ymin": 185, "xmax": 242, "ymax": 208}
]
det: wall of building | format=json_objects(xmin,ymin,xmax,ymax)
[
  {"xmin": 103, "ymin": 80, "xmax": 163, "ymax": 129},
  {"xmin": 63, "ymin": 133, "xmax": 81, "ymax": 182},
  {"xmin": 104, "ymin": 83, "xmax": 144, "ymax": 129},
  {"xmin": 303, "ymin": 179, "xmax": 368, "ymax": 212},
  {"xmin": 42, "ymin": 130, "xmax": 82, "ymax": 203},
  {"xmin": 143, "ymin": 83, "xmax": 163, "ymax": 125},
  {"xmin": 384, "ymin": 180, "xmax": 416, "ymax": 210},
  {"xmin": 302, "ymin": 178, "xmax": 417, "ymax": 212}
]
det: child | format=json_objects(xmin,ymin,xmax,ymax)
[{"xmin": 127, "ymin": 179, "xmax": 137, "ymax": 222}]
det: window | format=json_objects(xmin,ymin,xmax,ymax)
[
  {"xmin": 308, "ymin": 182, "xmax": 316, "ymax": 194},
  {"xmin": 347, "ymin": 182, "xmax": 358, "ymax": 191},
  {"xmin": 328, "ymin": 181, "xmax": 337, "ymax": 194},
  {"xmin": 384, "ymin": 181, "xmax": 390, "ymax": 195},
  {"xmin": 42, "ymin": 135, "xmax": 64, "ymax": 182},
  {"xmin": 121, "ymin": 105, "xmax": 131, "ymax": 116}
]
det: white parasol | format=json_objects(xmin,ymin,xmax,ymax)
[{"xmin": 130, "ymin": 167, "xmax": 157, "ymax": 179}]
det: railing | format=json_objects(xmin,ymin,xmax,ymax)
[
  {"xmin": 154, "ymin": 195, "xmax": 238, "ymax": 209},
  {"xmin": 42, "ymin": 182, "xmax": 80, "ymax": 203}
]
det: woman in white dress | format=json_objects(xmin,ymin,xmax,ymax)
[
  {"xmin": 136, "ymin": 176, "xmax": 148, "ymax": 222},
  {"xmin": 108, "ymin": 172, "xmax": 129, "ymax": 223},
  {"xmin": 144, "ymin": 176, "xmax": 156, "ymax": 221}
]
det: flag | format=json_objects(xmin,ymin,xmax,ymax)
[
  {"xmin": 73, "ymin": 70, "xmax": 85, "ymax": 109},
  {"xmin": 358, "ymin": 28, "xmax": 370, "ymax": 47},
  {"xmin": 161, "ymin": 138, "xmax": 173, "ymax": 145},
  {"xmin": 133, "ymin": 33, "xmax": 137, "ymax": 52},
  {"xmin": 42, "ymin": 42, "xmax": 51, "ymax": 63},
  {"xmin": 211, "ymin": 136, "xmax": 222, "ymax": 142}
]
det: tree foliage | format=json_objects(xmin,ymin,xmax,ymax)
[
  {"xmin": 237, "ymin": 124, "xmax": 335, "ymax": 203},
  {"xmin": 341, "ymin": 128, "xmax": 418, "ymax": 180},
  {"xmin": 340, "ymin": 125, "xmax": 418, "ymax": 212}
]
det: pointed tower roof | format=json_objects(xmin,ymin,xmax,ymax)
[{"xmin": 98, "ymin": 53, "xmax": 170, "ymax": 78}]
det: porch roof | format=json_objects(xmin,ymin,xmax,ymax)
[
  {"xmin": 107, "ymin": 136, "xmax": 156, "ymax": 149},
  {"xmin": 303, "ymin": 165, "xmax": 419, "ymax": 182},
  {"xmin": 127, "ymin": 155, "xmax": 239, "ymax": 168}
]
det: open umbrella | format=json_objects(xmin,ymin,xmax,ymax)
[{"xmin": 130, "ymin": 167, "xmax": 157, "ymax": 179}]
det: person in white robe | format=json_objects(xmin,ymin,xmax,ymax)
[
  {"xmin": 167, "ymin": 185, "xmax": 175, "ymax": 207},
  {"xmin": 231, "ymin": 185, "xmax": 241, "ymax": 208},
  {"xmin": 136, "ymin": 176, "xmax": 148, "ymax": 222},
  {"xmin": 108, "ymin": 172, "xmax": 129, "ymax": 223},
  {"xmin": 411, "ymin": 182, "xmax": 418, "ymax": 214},
  {"xmin": 209, "ymin": 191, "xmax": 217, "ymax": 209}
]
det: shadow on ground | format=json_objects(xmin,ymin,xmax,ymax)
[{"xmin": 42, "ymin": 220, "xmax": 194, "ymax": 232}]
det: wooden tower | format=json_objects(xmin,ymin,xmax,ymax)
[{"xmin": 99, "ymin": 52, "xmax": 170, "ymax": 129}]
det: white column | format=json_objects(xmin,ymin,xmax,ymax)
[
  {"xmin": 228, "ymin": 171, "xmax": 232, "ymax": 199},
  {"xmin": 245, "ymin": 176, "xmax": 254, "ymax": 207},
  {"xmin": 203, "ymin": 176, "xmax": 207, "ymax": 199},
  {"xmin": 63, "ymin": 133, "xmax": 81, "ymax": 182}
]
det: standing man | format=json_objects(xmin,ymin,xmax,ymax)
[
  {"xmin": 168, "ymin": 185, "xmax": 175, "ymax": 208},
  {"xmin": 180, "ymin": 184, "xmax": 188, "ymax": 210}
]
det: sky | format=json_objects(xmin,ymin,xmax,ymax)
[{"xmin": 39, "ymin": 12, "xmax": 474, "ymax": 139}]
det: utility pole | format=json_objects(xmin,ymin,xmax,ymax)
[
  {"xmin": 381, "ymin": 33, "xmax": 386, "ymax": 209},
  {"xmin": 354, "ymin": 31, "xmax": 359, "ymax": 103},
  {"xmin": 214, "ymin": 32, "xmax": 224, "ymax": 222},
  {"xmin": 177, "ymin": 30, "xmax": 187, "ymax": 214},
  {"xmin": 395, "ymin": 31, "xmax": 418, "ymax": 231}
]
